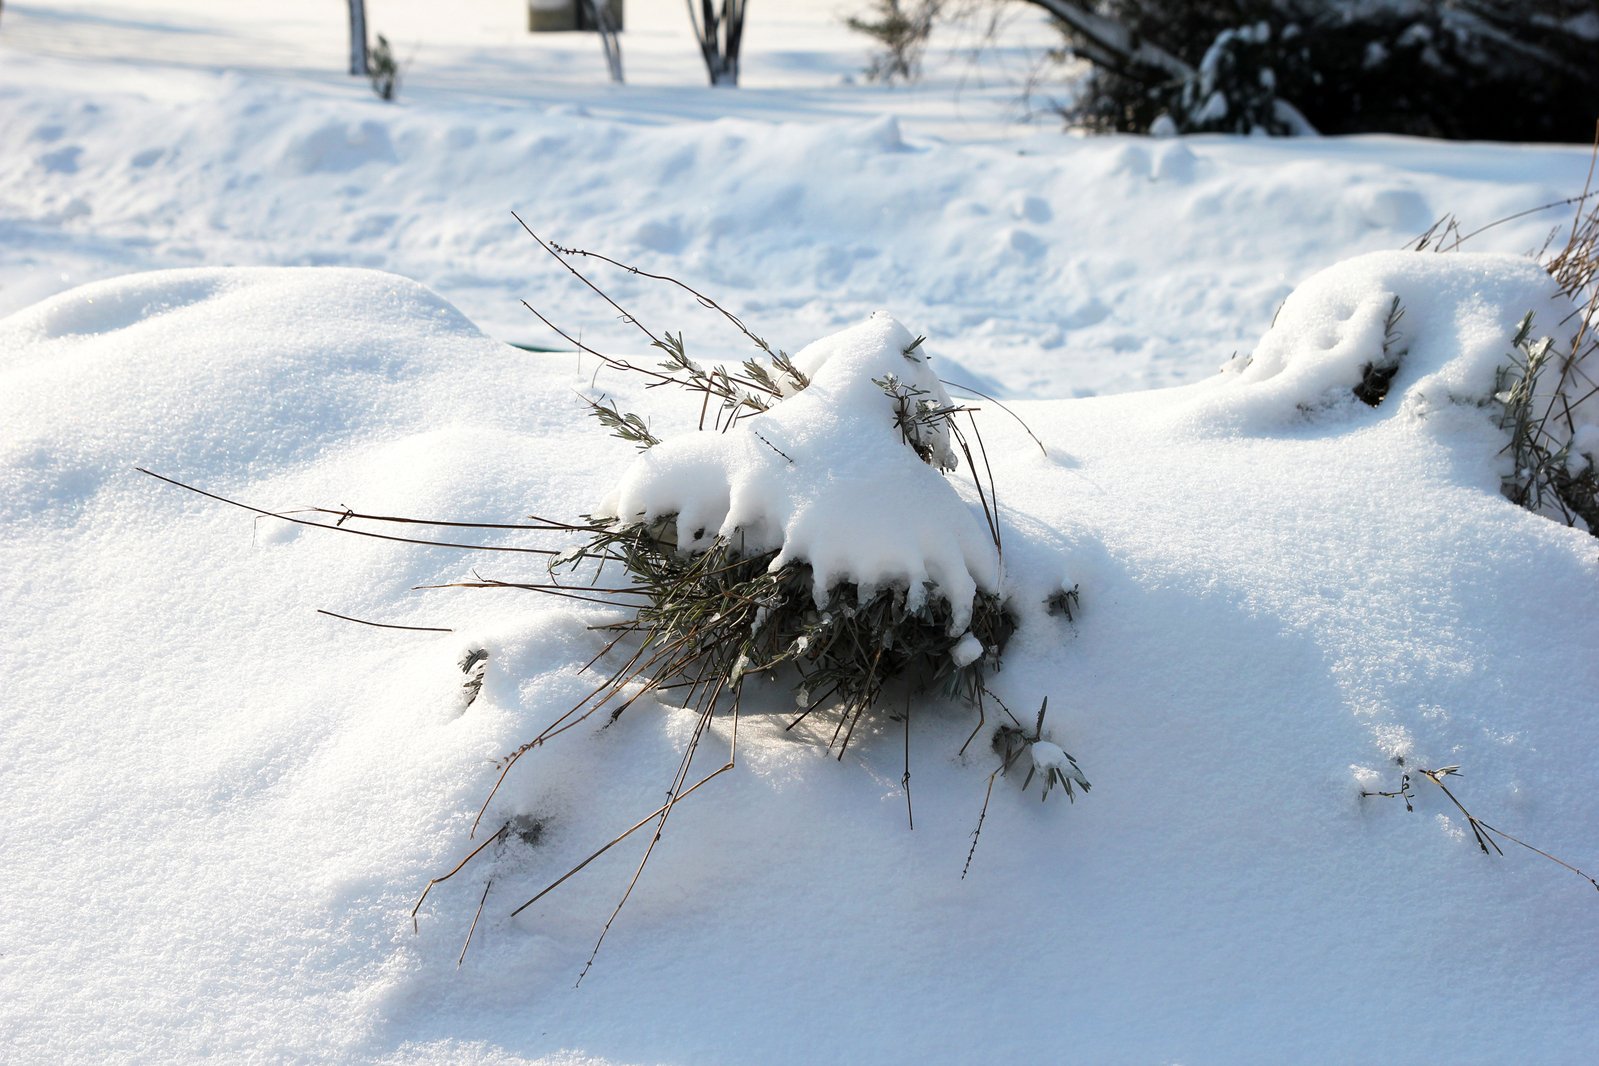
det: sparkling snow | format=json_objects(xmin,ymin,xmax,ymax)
[{"xmin": 3, "ymin": 3, "xmax": 1598, "ymax": 1063}]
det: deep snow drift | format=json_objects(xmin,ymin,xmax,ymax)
[{"xmin": 3, "ymin": 251, "xmax": 1597, "ymax": 1063}]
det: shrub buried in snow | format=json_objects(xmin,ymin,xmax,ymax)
[
  {"xmin": 566, "ymin": 313, "xmax": 1021, "ymax": 753},
  {"xmin": 447, "ymin": 310, "xmax": 1086, "ymax": 979}
]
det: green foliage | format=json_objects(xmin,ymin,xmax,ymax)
[
  {"xmin": 845, "ymin": 0, "xmax": 943, "ymax": 84},
  {"xmin": 368, "ymin": 33, "xmax": 398, "ymax": 101},
  {"xmin": 1048, "ymin": 0, "xmax": 1599, "ymax": 141}
]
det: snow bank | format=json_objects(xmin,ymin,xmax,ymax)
[{"xmin": 5, "ymin": 256, "xmax": 1598, "ymax": 1063}]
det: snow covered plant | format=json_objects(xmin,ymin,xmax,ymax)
[
  {"xmin": 1512, "ymin": 191, "xmax": 1599, "ymax": 533},
  {"xmin": 558, "ymin": 313, "xmax": 1018, "ymax": 758},
  {"xmin": 1494, "ymin": 313, "xmax": 1599, "ymax": 533},
  {"xmin": 1467, "ymin": 184, "xmax": 1599, "ymax": 534}
]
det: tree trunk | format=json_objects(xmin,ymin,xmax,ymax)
[
  {"xmin": 687, "ymin": 0, "xmax": 746, "ymax": 87},
  {"xmin": 583, "ymin": 0, "xmax": 625, "ymax": 83},
  {"xmin": 348, "ymin": 0, "xmax": 369, "ymax": 76}
]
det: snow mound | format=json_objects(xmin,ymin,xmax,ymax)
[
  {"xmin": 1180, "ymin": 250, "xmax": 1599, "ymax": 520},
  {"xmin": 599, "ymin": 314, "xmax": 999, "ymax": 628},
  {"xmin": 0, "ymin": 267, "xmax": 492, "ymax": 526},
  {"xmin": 1206, "ymin": 250, "xmax": 1570, "ymax": 429}
]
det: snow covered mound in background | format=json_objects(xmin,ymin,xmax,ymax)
[
  {"xmin": 601, "ymin": 313, "xmax": 998, "ymax": 624},
  {"xmin": 1213, "ymin": 250, "xmax": 1573, "ymax": 429},
  {"xmin": 4, "ymin": 257, "xmax": 1598, "ymax": 1064}
]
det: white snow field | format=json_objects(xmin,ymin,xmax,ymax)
[{"xmin": 3, "ymin": 3, "xmax": 1598, "ymax": 1064}]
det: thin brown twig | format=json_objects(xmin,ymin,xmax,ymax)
[
  {"xmin": 1449, "ymin": 189, "xmax": 1599, "ymax": 248},
  {"xmin": 1419, "ymin": 768, "xmax": 1598, "ymax": 890},
  {"xmin": 902, "ymin": 692, "xmax": 914, "ymax": 831},
  {"xmin": 413, "ymin": 822, "xmax": 508, "ymax": 932},
  {"xmin": 940, "ymin": 378, "xmax": 1048, "ymax": 457},
  {"xmin": 458, "ymin": 878, "xmax": 492, "ymax": 968},
  {"xmin": 546, "ymin": 241, "xmax": 781, "ymax": 358},
  {"xmin": 428, "ymin": 574, "xmax": 652, "ymax": 596},
  {"xmin": 1366, "ymin": 767, "xmax": 1599, "ymax": 892},
  {"xmin": 519, "ymin": 299, "xmax": 680, "ymax": 389},
  {"xmin": 506, "ymin": 762, "xmax": 733, "ymax": 918},
  {"xmin": 954, "ymin": 412, "xmax": 1003, "ymax": 564},
  {"xmin": 283, "ymin": 505, "xmax": 591, "ymax": 533},
  {"xmin": 514, "ymin": 213, "xmax": 661, "ymax": 346},
  {"xmin": 416, "ymin": 583, "xmax": 635, "ymax": 610},
  {"xmin": 137, "ymin": 468, "xmax": 562, "ymax": 557},
  {"xmin": 959, "ymin": 683, "xmax": 987, "ymax": 756},
  {"xmin": 575, "ymin": 680, "xmax": 737, "ymax": 986},
  {"xmin": 316, "ymin": 608, "xmax": 453, "ymax": 633},
  {"xmin": 962, "ymin": 767, "xmax": 1001, "ymax": 880}
]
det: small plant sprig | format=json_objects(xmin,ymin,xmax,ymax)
[
  {"xmin": 651, "ymin": 330, "xmax": 802, "ymax": 431},
  {"xmin": 991, "ymin": 697, "xmax": 1090, "ymax": 803},
  {"xmin": 1494, "ymin": 313, "xmax": 1599, "ymax": 533},
  {"xmin": 1361, "ymin": 761, "xmax": 1598, "ymax": 893},
  {"xmin": 1045, "ymin": 583, "xmax": 1081, "ymax": 621},
  {"xmin": 581, "ymin": 394, "xmax": 661, "ymax": 450},
  {"xmin": 963, "ymin": 697, "xmax": 1090, "ymax": 879},
  {"xmin": 1353, "ymin": 296, "xmax": 1408, "ymax": 407},
  {"xmin": 874, "ymin": 372, "xmax": 967, "ymax": 468}
]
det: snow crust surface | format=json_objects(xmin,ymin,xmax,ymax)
[
  {"xmin": 3, "ymin": 4, "xmax": 1599, "ymax": 1064},
  {"xmin": 5, "ymin": 252, "xmax": 1598, "ymax": 1064}
]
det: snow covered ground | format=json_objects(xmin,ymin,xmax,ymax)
[
  {"xmin": 3, "ymin": 3, "xmax": 1597, "ymax": 1063},
  {"xmin": 3, "ymin": 0, "xmax": 1595, "ymax": 398}
]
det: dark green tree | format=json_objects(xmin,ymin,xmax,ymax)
[{"xmin": 1020, "ymin": 0, "xmax": 1599, "ymax": 142}]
